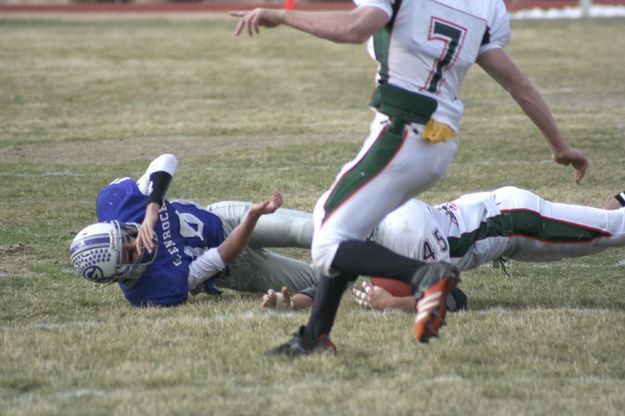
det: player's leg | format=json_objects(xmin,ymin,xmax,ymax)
[
  {"xmin": 492, "ymin": 186, "xmax": 625, "ymax": 262},
  {"xmin": 248, "ymin": 207, "xmax": 314, "ymax": 249},
  {"xmin": 205, "ymin": 201, "xmax": 318, "ymax": 292},
  {"xmin": 218, "ymin": 247, "xmax": 321, "ymax": 293},
  {"xmin": 208, "ymin": 201, "xmax": 314, "ymax": 249},
  {"xmin": 311, "ymin": 117, "xmax": 459, "ymax": 280},
  {"xmin": 440, "ymin": 190, "xmax": 513, "ymax": 271},
  {"xmin": 297, "ymin": 119, "xmax": 459, "ymax": 351},
  {"xmin": 207, "ymin": 201, "xmax": 248, "ymax": 230},
  {"xmin": 207, "ymin": 201, "xmax": 314, "ymax": 248}
]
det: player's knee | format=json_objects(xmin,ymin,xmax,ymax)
[{"xmin": 311, "ymin": 241, "xmax": 340, "ymax": 277}]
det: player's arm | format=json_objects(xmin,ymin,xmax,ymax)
[
  {"xmin": 353, "ymin": 280, "xmax": 469, "ymax": 312},
  {"xmin": 135, "ymin": 154, "xmax": 178, "ymax": 254},
  {"xmin": 261, "ymin": 281, "xmax": 415, "ymax": 312},
  {"xmin": 189, "ymin": 192, "xmax": 284, "ymax": 285},
  {"xmin": 477, "ymin": 48, "xmax": 588, "ymax": 184},
  {"xmin": 218, "ymin": 191, "xmax": 283, "ymax": 263},
  {"xmin": 231, "ymin": 6, "xmax": 390, "ymax": 44}
]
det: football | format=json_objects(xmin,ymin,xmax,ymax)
[{"xmin": 370, "ymin": 276, "xmax": 411, "ymax": 297}]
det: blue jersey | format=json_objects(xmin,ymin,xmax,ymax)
[{"xmin": 96, "ymin": 178, "xmax": 224, "ymax": 307}]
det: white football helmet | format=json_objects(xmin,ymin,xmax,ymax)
[{"xmin": 69, "ymin": 221, "xmax": 158, "ymax": 283}]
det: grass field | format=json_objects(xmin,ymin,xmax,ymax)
[{"xmin": 1, "ymin": 13, "xmax": 625, "ymax": 416}]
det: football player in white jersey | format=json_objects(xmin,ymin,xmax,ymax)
[
  {"xmin": 262, "ymin": 187, "xmax": 625, "ymax": 312},
  {"xmin": 231, "ymin": 1, "xmax": 589, "ymax": 354}
]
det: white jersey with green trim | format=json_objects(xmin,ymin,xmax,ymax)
[
  {"xmin": 355, "ymin": 0, "xmax": 511, "ymax": 132},
  {"xmin": 375, "ymin": 187, "xmax": 625, "ymax": 273},
  {"xmin": 374, "ymin": 198, "xmax": 452, "ymax": 264}
]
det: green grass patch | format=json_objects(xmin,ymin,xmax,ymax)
[{"xmin": 1, "ymin": 13, "xmax": 625, "ymax": 416}]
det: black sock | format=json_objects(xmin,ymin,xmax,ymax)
[
  {"xmin": 331, "ymin": 240, "xmax": 425, "ymax": 284},
  {"xmin": 615, "ymin": 192, "xmax": 625, "ymax": 207},
  {"xmin": 304, "ymin": 274, "xmax": 350, "ymax": 341}
]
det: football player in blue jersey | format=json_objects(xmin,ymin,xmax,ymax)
[{"xmin": 69, "ymin": 153, "xmax": 320, "ymax": 307}]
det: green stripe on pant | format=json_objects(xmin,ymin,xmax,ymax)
[
  {"xmin": 323, "ymin": 119, "xmax": 406, "ymax": 222},
  {"xmin": 448, "ymin": 209, "xmax": 610, "ymax": 258}
]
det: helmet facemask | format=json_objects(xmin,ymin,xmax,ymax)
[
  {"xmin": 115, "ymin": 222, "xmax": 159, "ymax": 281},
  {"xmin": 70, "ymin": 221, "xmax": 159, "ymax": 284}
]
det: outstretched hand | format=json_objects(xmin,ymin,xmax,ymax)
[
  {"xmin": 248, "ymin": 191, "xmax": 283, "ymax": 217},
  {"xmin": 230, "ymin": 8, "xmax": 285, "ymax": 37},
  {"xmin": 553, "ymin": 147, "xmax": 589, "ymax": 184}
]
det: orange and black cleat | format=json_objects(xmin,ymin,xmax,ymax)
[{"xmin": 411, "ymin": 262, "xmax": 461, "ymax": 343}]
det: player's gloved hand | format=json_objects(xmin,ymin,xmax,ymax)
[
  {"xmin": 351, "ymin": 280, "xmax": 393, "ymax": 311},
  {"xmin": 262, "ymin": 286, "xmax": 292, "ymax": 310}
]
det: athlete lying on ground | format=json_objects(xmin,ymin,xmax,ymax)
[
  {"xmin": 69, "ymin": 153, "xmax": 320, "ymax": 307},
  {"xmin": 262, "ymin": 186, "xmax": 625, "ymax": 312}
]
